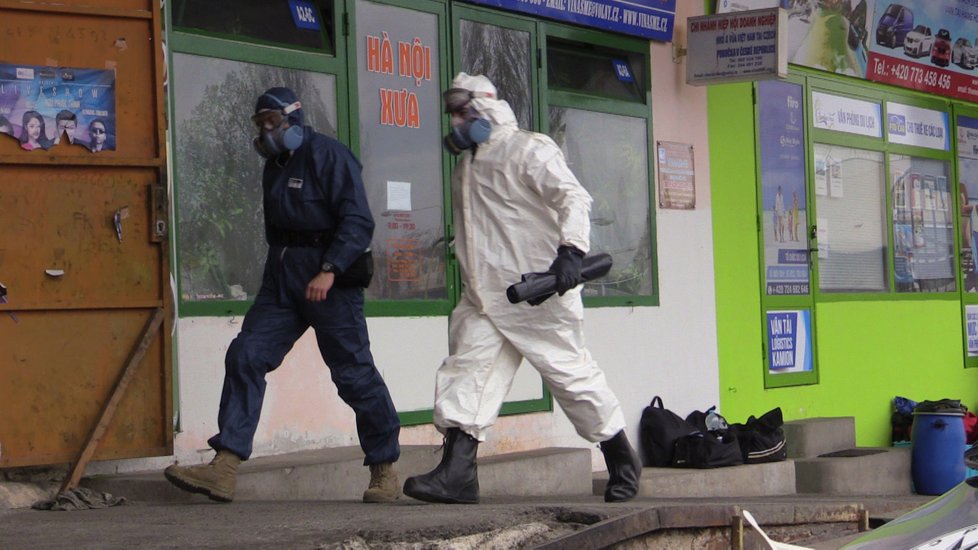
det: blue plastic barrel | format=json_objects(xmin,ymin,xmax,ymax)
[{"xmin": 911, "ymin": 412, "xmax": 966, "ymax": 495}]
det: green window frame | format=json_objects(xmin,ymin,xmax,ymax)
[
  {"xmin": 954, "ymin": 101, "xmax": 978, "ymax": 368},
  {"xmin": 756, "ymin": 70, "xmax": 964, "ymax": 386},
  {"xmin": 541, "ymin": 23, "xmax": 658, "ymax": 308},
  {"xmin": 169, "ymin": 0, "xmax": 350, "ymax": 318}
]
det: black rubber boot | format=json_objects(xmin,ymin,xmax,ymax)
[
  {"xmin": 403, "ymin": 428, "xmax": 479, "ymax": 504},
  {"xmin": 600, "ymin": 430, "xmax": 642, "ymax": 502}
]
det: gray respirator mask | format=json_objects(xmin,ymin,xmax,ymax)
[
  {"xmin": 442, "ymin": 87, "xmax": 493, "ymax": 155},
  {"xmin": 251, "ymin": 98, "xmax": 303, "ymax": 159},
  {"xmin": 443, "ymin": 117, "xmax": 492, "ymax": 155}
]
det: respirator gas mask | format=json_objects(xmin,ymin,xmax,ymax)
[
  {"xmin": 442, "ymin": 87, "xmax": 493, "ymax": 155},
  {"xmin": 251, "ymin": 97, "xmax": 303, "ymax": 159}
]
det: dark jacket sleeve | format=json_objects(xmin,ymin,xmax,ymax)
[{"xmin": 313, "ymin": 135, "xmax": 375, "ymax": 273}]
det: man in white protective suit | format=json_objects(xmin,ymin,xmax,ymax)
[{"xmin": 402, "ymin": 72, "xmax": 642, "ymax": 504}]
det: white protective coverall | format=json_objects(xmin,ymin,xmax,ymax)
[{"xmin": 434, "ymin": 72, "xmax": 626, "ymax": 443}]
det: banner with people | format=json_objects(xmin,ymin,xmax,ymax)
[{"xmin": 0, "ymin": 63, "xmax": 116, "ymax": 152}]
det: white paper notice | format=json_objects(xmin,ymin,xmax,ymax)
[{"xmin": 387, "ymin": 181, "xmax": 412, "ymax": 211}]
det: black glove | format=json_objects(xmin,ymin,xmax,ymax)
[{"xmin": 548, "ymin": 245, "xmax": 584, "ymax": 296}]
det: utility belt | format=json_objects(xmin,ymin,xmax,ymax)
[
  {"xmin": 267, "ymin": 227, "xmax": 332, "ymax": 248},
  {"xmin": 267, "ymin": 227, "xmax": 374, "ymax": 288}
]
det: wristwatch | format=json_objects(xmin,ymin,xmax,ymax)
[{"xmin": 321, "ymin": 261, "xmax": 337, "ymax": 274}]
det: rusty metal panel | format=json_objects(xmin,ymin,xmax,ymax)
[
  {"xmin": 0, "ymin": 9, "xmax": 161, "ymax": 158},
  {"xmin": 0, "ymin": 2, "xmax": 171, "ymax": 468},
  {"xmin": 0, "ymin": 309, "xmax": 168, "ymax": 467},
  {"xmin": 0, "ymin": 167, "xmax": 161, "ymax": 308}
]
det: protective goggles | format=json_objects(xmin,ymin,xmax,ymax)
[
  {"xmin": 251, "ymin": 100, "xmax": 301, "ymax": 131},
  {"xmin": 442, "ymin": 88, "xmax": 494, "ymax": 113}
]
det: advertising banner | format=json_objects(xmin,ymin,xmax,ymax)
[
  {"xmin": 967, "ymin": 305, "xmax": 978, "ymax": 356},
  {"xmin": 0, "ymin": 63, "xmax": 116, "ymax": 153},
  {"xmin": 721, "ymin": 1, "xmax": 978, "ymax": 103},
  {"xmin": 461, "ymin": 0, "xmax": 676, "ymax": 42},
  {"xmin": 758, "ymin": 80, "xmax": 810, "ymax": 296},
  {"xmin": 867, "ymin": 0, "xmax": 978, "ymax": 103},
  {"xmin": 885, "ymin": 102, "xmax": 950, "ymax": 151},
  {"xmin": 960, "ymin": 115, "xmax": 978, "ymax": 292},
  {"xmin": 767, "ymin": 309, "xmax": 813, "ymax": 373},
  {"xmin": 811, "ymin": 90, "xmax": 882, "ymax": 138}
]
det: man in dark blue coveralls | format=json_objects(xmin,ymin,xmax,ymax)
[{"xmin": 164, "ymin": 87, "xmax": 401, "ymax": 503}]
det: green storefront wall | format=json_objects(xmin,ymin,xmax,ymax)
[{"xmin": 708, "ymin": 82, "xmax": 978, "ymax": 447}]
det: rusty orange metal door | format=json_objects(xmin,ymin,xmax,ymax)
[{"xmin": 0, "ymin": 0, "xmax": 172, "ymax": 467}]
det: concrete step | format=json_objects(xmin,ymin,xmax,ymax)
[
  {"xmin": 593, "ymin": 460, "xmax": 797, "ymax": 498},
  {"xmin": 784, "ymin": 417, "xmax": 856, "ymax": 459},
  {"xmin": 794, "ymin": 447, "xmax": 912, "ymax": 495},
  {"xmin": 80, "ymin": 445, "xmax": 593, "ymax": 502}
]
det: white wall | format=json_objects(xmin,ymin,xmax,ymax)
[{"xmin": 87, "ymin": 4, "xmax": 716, "ymax": 477}]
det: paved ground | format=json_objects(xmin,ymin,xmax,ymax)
[{"xmin": 0, "ymin": 493, "xmax": 932, "ymax": 549}]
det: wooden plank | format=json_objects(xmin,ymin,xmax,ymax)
[{"xmin": 60, "ymin": 307, "xmax": 164, "ymax": 493}]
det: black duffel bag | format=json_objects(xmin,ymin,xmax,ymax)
[
  {"xmin": 639, "ymin": 396, "xmax": 698, "ymax": 467},
  {"xmin": 672, "ymin": 430, "xmax": 744, "ymax": 469},
  {"xmin": 728, "ymin": 407, "xmax": 787, "ymax": 464}
]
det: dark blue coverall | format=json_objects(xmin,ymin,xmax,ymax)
[{"xmin": 207, "ymin": 127, "xmax": 401, "ymax": 465}]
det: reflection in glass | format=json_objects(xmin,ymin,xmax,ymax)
[
  {"xmin": 813, "ymin": 144, "xmax": 887, "ymax": 292},
  {"xmin": 172, "ymin": 0, "xmax": 334, "ymax": 52},
  {"xmin": 460, "ymin": 19, "xmax": 533, "ymax": 130},
  {"xmin": 550, "ymin": 106, "xmax": 653, "ymax": 297},
  {"xmin": 174, "ymin": 53, "xmax": 336, "ymax": 302},
  {"xmin": 890, "ymin": 155, "xmax": 954, "ymax": 292}
]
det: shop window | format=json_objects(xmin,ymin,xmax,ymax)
[
  {"xmin": 543, "ymin": 31, "xmax": 655, "ymax": 305},
  {"xmin": 173, "ymin": 53, "xmax": 337, "ymax": 303},
  {"xmin": 812, "ymin": 145, "xmax": 887, "ymax": 293},
  {"xmin": 172, "ymin": 0, "xmax": 334, "ymax": 52},
  {"xmin": 550, "ymin": 107, "xmax": 654, "ymax": 297},
  {"xmin": 547, "ymin": 39, "xmax": 645, "ymax": 103},
  {"xmin": 889, "ymin": 155, "xmax": 954, "ymax": 292},
  {"xmin": 459, "ymin": 19, "xmax": 534, "ymax": 129},
  {"xmin": 960, "ymin": 114, "xmax": 978, "ymax": 294},
  {"xmin": 355, "ymin": 0, "xmax": 448, "ymax": 304}
]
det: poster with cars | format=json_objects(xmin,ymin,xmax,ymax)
[
  {"xmin": 717, "ymin": 1, "xmax": 978, "ymax": 103},
  {"xmin": 0, "ymin": 63, "xmax": 116, "ymax": 152},
  {"xmin": 866, "ymin": 0, "xmax": 978, "ymax": 102}
]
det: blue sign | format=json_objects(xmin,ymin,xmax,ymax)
[
  {"xmin": 289, "ymin": 0, "xmax": 321, "ymax": 31},
  {"xmin": 612, "ymin": 59, "xmax": 634, "ymax": 82},
  {"xmin": 766, "ymin": 310, "xmax": 813, "ymax": 373},
  {"xmin": 461, "ymin": 0, "xmax": 676, "ymax": 42}
]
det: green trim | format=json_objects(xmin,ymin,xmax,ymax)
[
  {"xmin": 398, "ymin": 387, "xmax": 554, "ymax": 427},
  {"xmin": 954, "ymin": 102, "xmax": 978, "ymax": 368},
  {"xmin": 345, "ymin": 0, "xmax": 458, "ymax": 316},
  {"xmin": 753, "ymin": 75, "xmax": 820, "ymax": 389},
  {"xmin": 169, "ymin": 32, "xmax": 345, "ymax": 74},
  {"xmin": 364, "ymin": 300, "xmax": 454, "ymax": 317}
]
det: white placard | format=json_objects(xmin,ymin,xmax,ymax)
[
  {"xmin": 812, "ymin": 91, "xmax": 882, "ymax": 138},
  {"xmin": 386, "ymin": 180, "xmax": 412, "ymax": 211},
  {"xmin": 686, "ymin": 8, "xmax": 787, "ymax": 86},
  {"xmin": 886, "ymin": 103, "xmax": 950, "ymax": 151}
]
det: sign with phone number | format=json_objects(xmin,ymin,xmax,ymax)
[{"xmin": 867, "ymin": 52, "xmax": 978, "ymax": 103}]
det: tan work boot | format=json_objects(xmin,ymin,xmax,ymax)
[
  {"xmin": 362, "ymin": 462, "xmax": 400, "ymax": 503},
  {"xmin": 163, "ymin": 450, "xmax": 240, "ymax": 502}
]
